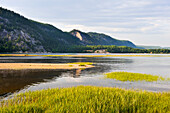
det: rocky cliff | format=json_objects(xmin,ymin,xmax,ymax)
[{"xmin": 70, "ymin": 29, "xmax": 137, "ymax": 48}]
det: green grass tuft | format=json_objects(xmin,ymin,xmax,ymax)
[
  {"xmin": 0, "ymin": 86, "xmax": 169, "ymax": 113},
  {"xmin": 79, "ymin": 64, "xmax": 86, "ymax": 66},
  {"xmin": 104, "ymin": 72, "xmax": 167, "ymax": 82},
  {"xmin": 67, "ymin": 62, "xmax": 93, "ymax": 65}
]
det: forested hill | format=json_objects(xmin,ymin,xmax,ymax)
[
  {"xmin": 0, "ymin": 7, "xmax": 138, "ymax": 53},
  {"xmin": 0, "ymin": 7, "xmax": 83, "ymax": 52},
  {"xmin": 70, "ymin": 30, "xmax": 137, "ymax": 48}
]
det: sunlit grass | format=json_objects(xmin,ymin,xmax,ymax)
[
  {"xmin": 0, "ymin": 86, "xmax": 169, "ymax": 113},
  {"xmin": 67, "ymin": 62, "xmax": 93, "ymax": 66},
  {"xmin": 104, "ymin": 72, "xmax": 168, "ymax": 82}
]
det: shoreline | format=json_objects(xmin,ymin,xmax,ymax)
[
  {"xmin": 0, "ymin": 63, "xmax": 94, "ymax": 70},
  {"xmin": 0, "ymin": 54, "xmax": 170, "ymax": 57}
]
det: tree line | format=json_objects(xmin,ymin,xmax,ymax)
[
  {"xmin": 1, "ymin": 44, "xmax": 170, "ymax": 53},
  {"xmin": 52, "ymin": 45, "xmax": 170, "ymax": 53}
]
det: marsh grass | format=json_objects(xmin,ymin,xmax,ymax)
[
  {"xmin": 105, "ymin": 72, "xmax": 167, "ymax": 82},
  {"xmin": 67, "ymin": 62, "xmax": 93, "ymax": 65},
  {"xmin": 79, "ymin": 64, "xmax": 86, "ymax": 66},
  {"xmin": 0, "ymin": 86, "xmax": 169, "ymax": 113}
]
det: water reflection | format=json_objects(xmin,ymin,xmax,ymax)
[
  {"xmin": 0, "ymin": 57, "xmax": 132, "ymax": 96},
  {"xmin": 0, "ymin": 69, "xmax": 78, "ymax": 96},
  {"xmin": 74, "ymin": 69, "xmax": 82, "ymax": 77},
  {"xmin": 0, "ymin": 56, "xmax": 170, "ymax": 98}
]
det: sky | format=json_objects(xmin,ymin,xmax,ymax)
[{"xmin": 1, "ymin": 0, "xmax": 170, "ymax": 47}]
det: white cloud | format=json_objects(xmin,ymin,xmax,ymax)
[
  {"xmin": 115, "ymin": 0, "xmax": 151, "ymax": 9},
  {"xmin": 1, "ymin": 0, "xmax": 170, "ymax": 46}
]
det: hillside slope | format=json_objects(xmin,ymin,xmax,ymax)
[
  {"xmin": 70, "ymin": 30, "xmax": 137, "ymax": 48},
  {"xmin": 0, "ymin": 7, "xmax": 138, "ymax": 53},
  {"xmin": 0, "ymin": 7, "xmax": 82, "ymax": 52}
]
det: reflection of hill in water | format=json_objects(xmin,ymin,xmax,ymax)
[
  {"xmin": 0, "ymin": 57, "xmax": 133, "ymax": 97},
  {"xmin": 0, "ymin": 69, "xmax": 79, "ymax": 96}
]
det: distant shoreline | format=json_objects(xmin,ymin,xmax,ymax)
[{"xmin": 0, "ymin": 54, "xmax": 170, "ymax": 57}]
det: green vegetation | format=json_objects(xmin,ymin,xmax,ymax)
[
  {"xmin": 70, "ymin": 30, "xmax": 137, "ymax": 48},
  {"xmin": 0, "ymin": 38, "xmax": 20, "ymax": 52},
  {"xmin": 0, "ymin": 7, "xmax": 82, "ymax": 53},
  {"xmin": 0, "ymin": 7, "xmax": 137, "ymax": 53},
  {"xmin": 67, "ymin": 62, "xmax": 94, "ymax": 67},
  {"xmin": 2, "ymin": 7, "xmax": 169, "ymax": 53},
  {"xmin": 69, "ymin": 65, "xmax": 73, "ymax": 67},
  {"xmin": 79, "ymin": 45, "xmax": 170, "ymax": 53},
  {"xmin": 105, "ymin": 72, "xmax": 167, "ymax": 82},
  {"xmin": 0, "ymin": 86, "xmax": 169, "ymax": 113},
  {"xmin": 51, "ymin": 45, "xmax": 170, "ymax": 53},
  {"xmin": 67, "ymin": 62, "xmax": 93, "ymax": 66}
]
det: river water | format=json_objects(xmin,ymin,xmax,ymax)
[{"xmin": 0, "ymin": 54, "xmax": 170, "ymax": 97}]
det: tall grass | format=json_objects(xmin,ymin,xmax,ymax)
[
  {"xmin": 0, "ymin": 86, "xmax": 169, "ymax": 113},
  {"xmin": 105, "ymin": 72, "xmax": 167, "ymax": 82}
]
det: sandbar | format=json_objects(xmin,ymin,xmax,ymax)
[{"xmin": 0, "ymin": 63, "xmax": 94, "ymax": 70}]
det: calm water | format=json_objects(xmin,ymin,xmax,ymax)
[{"xmin": 0, "ymin": 54, "xmax": 170, "ymax": 98}]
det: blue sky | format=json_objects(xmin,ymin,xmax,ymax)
[{"xmin": 1, "ymin": 0, "xmax": 170, "ymax": 46}]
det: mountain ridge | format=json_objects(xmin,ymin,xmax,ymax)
[
  {"xmin": 0, "ymin": 7, "xmax": 138, "ymax": 53},
  {"xmin": 70, "ymin": 29, "xmax": 137, "ymax": 48}
]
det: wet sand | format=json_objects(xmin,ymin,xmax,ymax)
[{"xmin": 0, "ymin": 63, "xmax": 94, "ymax": 70}]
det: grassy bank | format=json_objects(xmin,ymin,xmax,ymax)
[
  {"xmin": 67, "ymin": 62, "xmax": 93, "ymax": 66},
  {"xmin": 104, "ymin": 72, "xmax": 167, "ymax": 82},
  {"xmin": 0, "ymin": 86, "xmax": 170, "ymax": 113}
]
